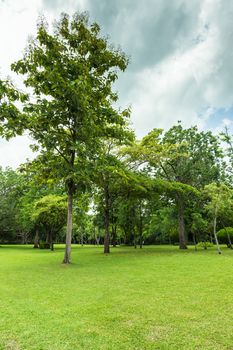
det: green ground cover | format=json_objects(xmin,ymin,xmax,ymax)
[{"xmin": 0, "ymin": 245, "xmax": 233, "ymax": 350}]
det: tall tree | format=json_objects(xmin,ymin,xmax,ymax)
[
  {"xmin": 93, "ymin": 142, "xmax": 134, "ymax": 254},
  {"xmin": 159, "ymin": 124, "xmax": 222, "ymax": 248},
  {"xmin": 123, "ymin": 124, "xmax": 222, "ymax": 249},
  {"xmin": 11, "ymin": 13, "xmax": 131, "ymax": 263}
]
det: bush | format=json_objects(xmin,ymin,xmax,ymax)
[
  {"xmin": 197, "ymin": 241, "xmax": 214, "ymax": 249},
  {"xmin": 39, "ymin": 241, "xmax": 50, "ymax": 249},
  {"xmin": 217, "ymin": 227, "xmax": 233, "ymax": 246},
  {"xmin": 217, "ymin": 227, "xmax": 233, "ymax": 238}
]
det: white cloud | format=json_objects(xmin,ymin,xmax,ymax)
[
  {"xmin": 125, "ymin": 0, "xmax": 233, "ymax": 136},
  {"xmin": 0, "ymin": 135, "xmax": 34, "ymax": 168},
  {"xmin": 0, "ymin": 0, "xmax": 41, "ymax": 77},
  {"xmin": 1, "ymin": 0, "xmax": 233, "ymax": 166},
  {"xmin": 223, "ymin": 119, "xmax": 233, "ymax": 127}
]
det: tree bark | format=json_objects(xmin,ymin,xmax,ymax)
[
  {"xmin": 49, "ymin": 231, "xmax": 54, "ymax": 251},
  {"xmin": 209, "ymin": 232, "xmax": 213, "ymax": 244},
  {"xmin": 95, "ymin": 228, "xmax": 100, "ymax": 245},
  {"xmin": 224, "ymin": 227, "xmax": 232, "ymax": 249},
  {"xmin": 33, "ymin": 229, "xmax": 39, "ymax": 248},
  {"xmin": 104, "ymin": 185, "xmax": 110, "ymax": 254},
  {"xmin": 112, "ymin": 225, "xmax": 117, "ymax": 247},
  {"xmin": 193, "ymin": 233, "xmax": 197, "ymax": 251},
  {"xmin": 63, "ymin": 181, "xmax": 74, "ymax": 264},
  {"xmin": 213, "ymin": 207, "xmax": 221, "ymax": 254},
  {"xmin": 176, "ymin": 195, "xmax": 187, "ymax": 249},
  {"xmin": 133, "ymin": 232, "xmax": 137, "ymax": 248},
  {"xmin": 80, "ymin": 232, "xmax": 84, "ymax": 246},
  {"xmin": 139, "ymin": 205, "xmax": 143, "ymax": 248}
]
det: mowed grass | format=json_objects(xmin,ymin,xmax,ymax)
[{"xmin": 0, "ymin": 245, "xmax": 233, "ymax": 350}]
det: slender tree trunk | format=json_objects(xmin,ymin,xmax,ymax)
[
  {"xmin": 133, "ymin": 231, "xmax": 137, "ymax": 248},
  {"xmin": 46, "ymin": 232, "xmax": 49, "ymax": 243},
  {"xmin": 104, "ymin": 185, "xmax": 110, "ymax": 254},
  {"xmin": 139, "ymin": 221, "xmax": 143, "ymax": 247},
  {"xmin": 63, "ymin": 181, "xmax": 74, "ymax": 264},
  {"xmin": 139, "ymin": 236, "xmax": 143, "ymax": 249},
  {"xmin": 123, "ymin": 229, "xmax": 127, "ymax": 245},
  {"xmin": 176, "ymin": 195, "xmax": 187, "ymax": 249},
  {"xmin": 112, "ymin": 225, "xmax": 117, "ymax": 247},
  {"xmin": 33, "ymin": 229, "xmax": 39, "ymax": 249},
  {"xmin": 204, "ymin": 239, "xmax": 207, "ymax": 250},
  {"xmin": 139, "ymin": 208, "xmax": 143, "ymax": 249},
  {"xmin": 80, "ymin": 232, "xmax": 84, "ymax": 246},
  {"xmin": 96, "ymin": 228, "xmax": 100, "ymax": 245},
  {"xmin": 213, "ymin": 207, "xmax": 221, "ymax": 254},
  {"xmin": 209, "ymin": 232, "xmax": 213, "ymax": 244},
  {"xmin": 224, "ymin": 227, "xmax": 232, "ymax": 249},
  {"xmin": 227, "ymin": 232, "xmax": 232, "ymax": 249},
  {"xmin": 193, "ymin": 233, "xmax": 197, "ymax": 251},
  {"xmin": 93, "ymin": 227, "xmax": 96, "ymax": 245},
  {"xmin": 49, "ymin": 231, "xmax": 54, "ymax": 251}
]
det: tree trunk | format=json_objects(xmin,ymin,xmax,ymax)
[
  {"xmin": 209, "ymin": 232, "xmax": 213, "ymax": 244},
  {"xmin": 49, "ymin": 231, "xmax": 54, "ymax": 251},
  {"xmin": 204, "ymin": 239, "xmax": 207, "ymax": 249},
  {"xmin": 169, "ymin": 235, "xmax": 172, "ymax": 245},
  {"xmin": 139, "ymin": 236, "xmax": 143, "ymax": 249},
  {"xmin": 139, "ymin": 208, "xmax": 143, "ymax": 249},
  {"xmin": 123, "ymin": 228, "xmax": 128, "ymax": 245},
  {"xmin": 104, "ymin": 185, "xmax": 110, "ymax": 254},
  {"xmin": 193, "ymin": 233, "xmax": 197, "ymax": 251},
  {"xmin": 112, "ymin": 225, "xmax": 117, "ymax": 247},
  {"xmin": 96, "ymin": 228, "xmax": 100, "ymax": 245},
  {"xmin": 63, "ymin": 181, "xmax": 74, "ymax": 264},
  {"xmin": 177, "ymin": 195, "xmax": 187, "ymax": 249},
  {"xmin": 224, "ymin": 227, "xmax": 232, "ymax": 249},
  {"xmin": 46, "ymin": 231, "xmax": 49, "ymax": 243},
  {"xmin": 213, "ymin": 207, "xmax": 221, "ymax": 254},
  {"xmin": 227, "ymin": 232, "xmax": 232, "ymax": 249},
  {"xmin": 33, "ymin": 229, "xmax": 39, "ymax": 249},
  {"xmin": 133, "ymin": 231, "xmax": 137, "ymax": 248}
]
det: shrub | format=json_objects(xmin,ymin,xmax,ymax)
[
  {"xmin": 39, "ymin": 241, "xmax": 50, "ymax": 249},
  {"xmin": 197, "ymin": 241, "xmax": 214, "ymax": 249},
  {"xmin": 217, "ymin": 227, "xmax": 233, "ymax": 238}
]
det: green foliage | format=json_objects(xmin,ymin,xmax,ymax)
[
  {"xmin": 11, "ymin": 12, "xmax": 132, "ymax": 187},
  {"xmin": 0, "ymin": 167, "xmax": 27, "ymax": 242},
  {"xmin": 0, "ymin": 79, "xmax": 27, "ymax": 139},
  {"xmin": 39, "ymin": 241, "xmax": 51, "ymax": 249},
  {"xmin": 197, "ymin": 241, "xmax": 214, "ymax": 249},
  {"xmin": 217, "ymin": 227, "xmax": 233, "ymax": 238},
  {"xmin": 190, "ymin": 212, "xmax": 208, "ymax": 242},
  {"xmin": 204, "ymin": 183, "xmax": 233, "ymax": 218},
  {"xmin": 32, "ymin": 195, "xmax": 67, "ymax": 236},
  {"xmin": 146, "ymin": 206, "xmax": 178, "ymax": 243}
]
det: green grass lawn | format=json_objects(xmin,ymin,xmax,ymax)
[{"xmin": 0, "ymin": 245, "xmax": 233, "ymax": 350}]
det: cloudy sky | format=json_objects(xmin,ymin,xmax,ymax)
[{"xmin": 1, "ymin": 0, "xmax": 233, "ymax": 168}]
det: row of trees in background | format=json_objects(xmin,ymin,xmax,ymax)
[
  {"xmin": 0, "ymin": 122, "xmax": 233, "ymax": 253},
  {"xmin": 1, "ymin": 12, "xmax": 233, "ymax": 262}
]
